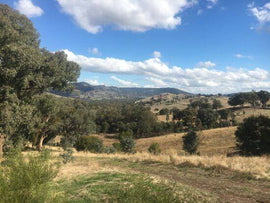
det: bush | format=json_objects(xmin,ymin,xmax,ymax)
[
  {"xmin": 182, "ymin": 130, "xmax": 200, "ymax": 155},
  {"xmin": 148, "ymin": 143, "xmax": 161, "ymax": 155},
  {"xmin": 0, "ymin": 149, "xmax": 62, "ymax": 203},
  {"xmin": 112, "ymin": 142, "xmax": 121, "ymax": 152},
  {"xmin": 120, "ymin": 136, "xmax": 136, "ymax": 153},
  {"xmin": 104, "ymin": 146, "xmax": 116, "ymax": 154},
  {"xmin": 60, "ymin": 148, "xmax": 74, "ymax": 164},
  {"xmin": 75, "ymin": 135, "xmax": 104, "ymax": 153},
  {"xmin": 235, "ymin": 116, "xmax": 270, "ymax": 155}
]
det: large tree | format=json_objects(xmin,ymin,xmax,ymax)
[
  {"xmin": 0, "ymin": 4, "xmax": 80, "ymax": 153},
  {"xmin": 235, "ymin": 116, "xmax": 270, "ymax": 155}
]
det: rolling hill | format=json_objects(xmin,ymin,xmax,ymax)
[{"xmin": 52, "ymin": 82, "xmax": 191, "ymax": 100}]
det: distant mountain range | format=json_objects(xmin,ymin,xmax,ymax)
[{"xmin": 52, "ymin": 82, "xmax": 191, "ymax": 100}]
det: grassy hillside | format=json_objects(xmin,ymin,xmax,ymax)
[{"xmin": 99, "ymin": 127, "xmax": 237, "ymax": 155}]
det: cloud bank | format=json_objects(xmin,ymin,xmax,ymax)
[
  {"xmin": 56, "ymin": 0, "xmax": 196, "ymax": 33},
  {"xmin": 63, "ymin": 49, "xmax": 269, "ymax": 94}
]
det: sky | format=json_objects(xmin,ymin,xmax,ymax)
[{"xmin": 1, "ymin": 0, "xmax": 270, "ymax": 94}]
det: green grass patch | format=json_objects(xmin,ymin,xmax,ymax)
[{"xmin": 56, "ymin": 172, "xmax": 217, "ymax": 203}]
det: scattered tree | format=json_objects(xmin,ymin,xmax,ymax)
[
  {"xmin": 182, "ymin": 130, "xmax": 200, "ymax": 154},
  {"xmin": 235, "ymin": 116, "xmax": 270, "ymax": 155}
]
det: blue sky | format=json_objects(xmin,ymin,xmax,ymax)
[{"xmin": 1, "ymin": 0, "xmax": 270, "ymax": 93}]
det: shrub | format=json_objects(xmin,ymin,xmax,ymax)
[
  {"xmin": 148, "ymin": 143, "xmax": 161, "ymax": 155},
  {"xmin": 60, "ymin": 148, "xmax": 74, "ymax": 164},
  {"xmin": 235, "ymin": 116, "xmax": 270, "ymax": 155},
  {"xmin": 0, "ymin": 149, "xmax": 62, "ymax": 202},
  {"xmin": 104, "ymin": 146, "xmax": 116, "ymax": 154},
  {"xmin": 75, "ymin": 135, "xmax": 104, "ymax": 153},
  {"xmin": 112, "ymin": 142, "xmax": 121, "ymax": 152},
  {"xmin": 182, "ymin": 130, "xmax": 200, "ymax": 155},
  {"xmin": 120, "ymin": 136, "xmax": 136, "ymax": 153}
]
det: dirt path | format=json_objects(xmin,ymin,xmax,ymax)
[{"xmin": 98, "ymin": 158, "xmax": 270, "ymax": 203}]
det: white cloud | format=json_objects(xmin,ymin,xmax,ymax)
[
  {"xmin": 56, "ymin": 0, "xmax": 196, "ymax": 34},
  {"xmin": 111, "ymin": 76, "xmax": 139, "ymax": 87},
  {"xmin": 249, "ymin": 2, "xmax": 270, "ymax": 25},
  {"xmin": 85, "ymin": 79, "xmax": 102, "ymax": 86},
  {"xmin": 88, "ymin": 47, "xmax": 101, "ymax": 56},
  {"xmin": 14, "ymin": 0, "xmax": 43, "ymax": 18},
  {"xmin": 146, "ymin": 77, "xmax": 168, "ymax": 87},
  {"xmin": 63, "ymin": 49, "xmax": 270, "ymax": 94},
  {"xmin": 206, "ymin": 0, "xmax": 218, "ymax": 9},
  {"xmin": 153, "ymin": 51, "xmax": 161, "ymax": 58},
  {"xmin": 235, "ymin": 54, "xmax": 253, "ymax": 60},
  {"xmin": 196, "ymin": 61, "xmax": 216, "ymax": 68}
]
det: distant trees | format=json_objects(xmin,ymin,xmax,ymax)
[
  {"xmin": 212, "ymin": 99, "xmax": 223, "ymax": 110},
  {"xmin": 182, "ymin": 130, "xmax": 200, "ymax": 154},
  {"xmin": 228, "ymin": 91, "xmax": 270, "ymax": 108},
  {"xmin": 257, "ymin": 91, "xmax": 270, "ymax": 108},
  {"xmin": 235, "ymin": 116, "xmax": 270, "ymax": 155},
  {"xmin": 159, "ymin": 108, "xmax": 169, "ymax": 115}
]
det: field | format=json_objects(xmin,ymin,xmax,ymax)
[
  {"xmin": 99, "ymin": 127, "xmax": 237, "ymax": 155},
  {"xmin": 51, "ymin": 151, "xmax": 270, "ymax": 202}
]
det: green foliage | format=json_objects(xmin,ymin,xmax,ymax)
[
  {"xmin": 112, "ymin": 142, "xmax": 122, "ymax": 152},
  {"xmin": 257, "ymin": 90, "xmax": 270, "ymax": 107},
  {"xmin": 197, "ymin": 108, "xmax": 219, "ymax": 129},
  {"xmin": 60, "ymin": 149, "xmax": 74, "ymax": 164},
  {"xmin": 0, "ymin": 149, "xmax": 62, "ymax": 203},
  {"xmin": 148, "ymin": 142, "xmax": 161, "ymax": 155},
  {"xmin": 212, "ymin": 99, "xmax": 223, "ymax": 110},
  {"xmin": 228, "ymin": 94, "xmax": 245, "ymax": 107},
  {"xmin": 116, "ymin": 177, "xmax": 181, "ymax": 203},
  {"xmin": 182, "ymin": 131, "xmax": 200, "ymax": 154},
  {"xmin": 120, "ymin": 133, "xmax": 136, "ymax": 153},
  {"xmin": 159, "ymin": 108, "xmax": 169, "ymax": 115},
  {"xmin": 75, "ymin": 135, "xmax": 104, "ymax": 153},
  {"xmin": 235, "ymin": 116, "xmax": 270, "ymax": 155},
  {"xmin": 103, "ymin": 145, "xmax": 116, "ymax": 154},
  {"xmin": 0, "ymin": 4, "xmax": 80, "ymax": 150}
]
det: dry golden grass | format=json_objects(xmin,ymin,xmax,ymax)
[
  {"xmin": 72, "ymin": 151, "xmax": 270, "ymax": 180},
  {"xmin": 234, "ymin": 108, "xmax": 270, "ymax": 123},
  {"xmin": 100, "ymin": 127, "xmax": 237, "ymax": 155}
]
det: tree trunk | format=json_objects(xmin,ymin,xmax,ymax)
[
  {"xmin": 37, "ymin": 135, "xmax": 46, "ymax": 151},
  {"xmin": 0, "ymin": 134, "xmax": 4, "ymax": 159}
]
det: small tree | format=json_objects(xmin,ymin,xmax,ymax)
[
  {"xmin": 148, "ymin": 143, "xmax": 161, "ymax": 155},
  {"xmin": 235, "ymin": 116, "xmax": 270, "ymax": 155},
  {"xmin": 182, "ymin": 130, "xmax": 200, "ymax": 154},
  {"xmin": 212, "ymin": 99, "xmax": 223, "ymax": 110},
  {"xmin": 120, "ymin": 136, "xmax": 135, "ymax": 153}
]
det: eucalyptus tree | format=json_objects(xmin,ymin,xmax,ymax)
[{"xmin": 0, "ymin": 4, "xmax": 80, "ymax": 153}]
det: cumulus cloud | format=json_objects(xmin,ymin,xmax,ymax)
[
  {"xmin": 63, "ymin": 49, "xmax": 270, "ymax": 94},
  {"xmin": 56, "ymin": 0, "xmax": 196, "ymax": 33},
  {"xmin": 111, "ymin": 76, "xmax": 139, "ymax": 87},
  {"xmin": 14, "ymin": 0, "xmax": 43, "ymax": 17},
  {"xmin": 235, "ymin": 54, "xmax": 253, "ymax": 60},
  {"xmin": 196, "ymin": 61, "xmax": 216, "ymax": 68},
  {"xmin": 153, "ymin": 51, "xmax": 161, "ymax": 58},
  {"xmin": 249, "ymin": 2, "xmax": 270, "ymax": 25}
]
